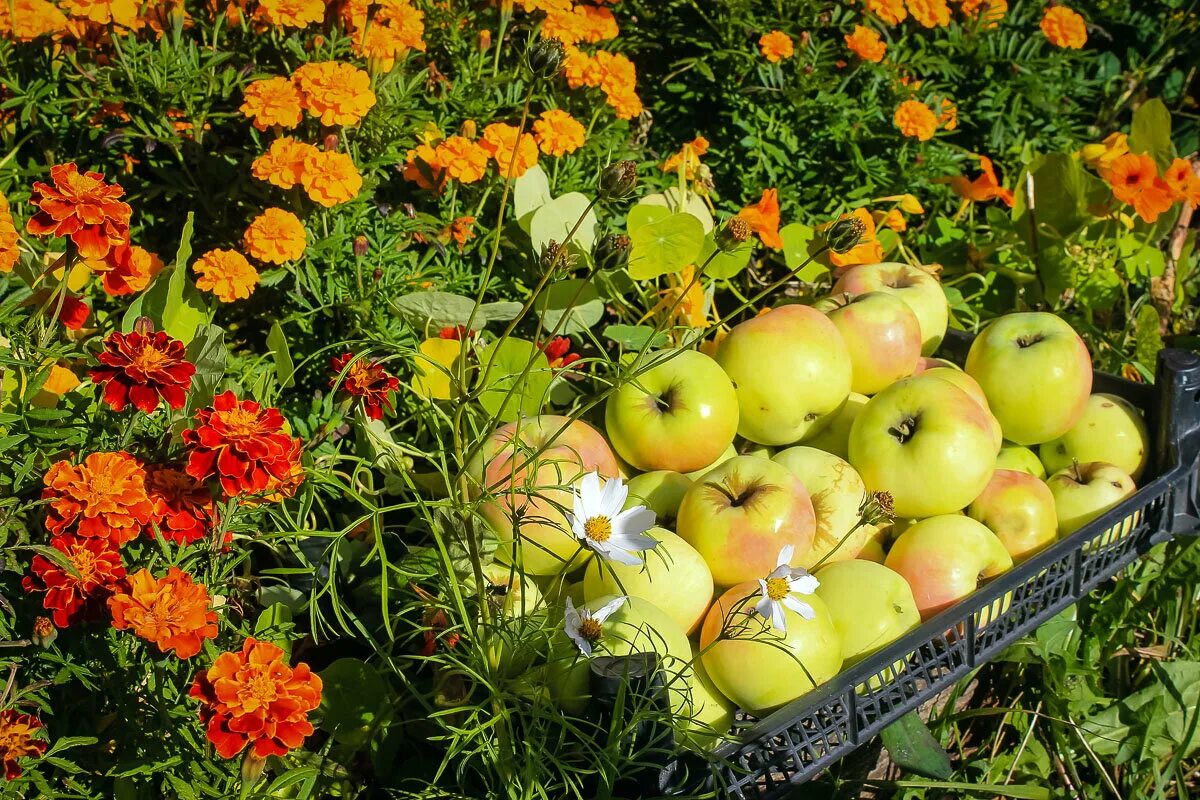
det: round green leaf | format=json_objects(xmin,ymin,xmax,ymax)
[
  {"xmin": 628, "ymin": 213, "xmax": 706, "ymax": 280},
  {"xmin": 538, "ymin": 279, "xmax": 603, "ymax": 334},
  {"xmin": 529, "ymin": 192, "xmax": 597, "ymax": 257},
  {"xmin": 696, "ymin": 232, "xmax": 753, "ymax": 280},
  {"xmin": 641, "ymin": 187, "xmax": 714, "ymax": 232},
  {"xmin": 476, "ymin": 338, "xmax": 553, "ymax": 422},
  {"xmin": 319, "ymin": 658, "xmax": 388, "ymax": 748}
]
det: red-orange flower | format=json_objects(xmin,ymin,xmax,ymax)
[
  {"xmin": 26, "ymin": 163, "xmax": 132, "ymax": 260},
  {"xmin": 146, "ymin": 464, "xmax": 216, "ymax": 546},
  {"xmin": 183, "ymin": 391, "xmax": 305, "ymax": 497},
  {"xmin": 42, "ymin": 451, "xmax": 153, "ymax": 546},
  {"xmin": 1164, "ymin": 158, "xmax": 1200, "ymax": 205},
  {"xmin": 541, "ymin": 336, "xmax": 581, "ymax": 370},
  {"xmin": 89, "ymin": 330, "xmax": 196, "ymax": 414},
  {"xmin": 22, "ymin": 535, "xmax": 126, "ymax": 627},
  {"xmin": 109, "ymin": 567, "xmax": 218, "ymax": 658},
  {"xmin": 737, "ymin": 188, "xmax": 783, "ymax": 249},
  {"xmin": 92, "ymin": 243, "xmax": 164, "ymax": 296},
  {"xmin": 189, "ymin": 637, "xmax": 323, "ymax": 759},
  {"xmin": 330, "ymin": 353, "xmax": 400, "ymax": 421},
  {"xmin": 950, "ymin": 156, "xmax": 1014, "ymax": 207},
  {"xmin": 0, "ymin": 711, "xmax": 48, "ymax": 780},
  {"xmin": 1103, "ymin": 153, "xmax": 1175, "ymax": 223}
]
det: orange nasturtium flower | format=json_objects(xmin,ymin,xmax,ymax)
[
  {"xmin": 243, "ymin": 208, "xmax": 307, "ymax": 264},
  {"xmin": 1102, "ymin": 153, "xmax": 1175, "ymax": 223},
  {"xmin": 481, "ymin": 123, "xmax": 539, "ymax": 178},
  {"xmin": 109, "ymin": 568, "xmax": 219, "ymax": 658},
  {"xmin": 663, "ymin": 135, "xmax": 710, "ymax": 179},
  {"xmin": 1163, "ymin": 158, "xmax": 1200, "ymax": 205},
  {"xmin": 90, "ymin": 330, "xmax": 196, "ymax": 414},
  {"xmin": 435, "ymin": 135, "xmax": 489, "ymax": 183},
  {"xmin": 738, "ymin": 188, "xmax": 783, "ymax": 249},
  {"xmin": 239, "ymin": 77, "xmax": 303, "ymax": 131},
  {"xmin": 643, "ymin": 264, "xmax": 707, "ymax": 329},
  {"xmin": 190, "ymin": 637, "xmax": 323, "ymax": 759},
  {"xmin": 26, "ymin": 163, "xmax": 132, "ymax": 260},
  {"xmin": 22, "ymin": 534, "xmax": 127, "ymax": 627},
  {"xmin": 0, "ymin": 191, "xmax": 18, "ymax": 273},
  {"xmin": 292, "ymin": 61, "xmax": 377, "ymax": 127},
  {"xmin": 251, "ymin": 138, "xmax": 318, "ymax": 190},
  {"xmin": 950, "ymin": 156, "xmax": 1015, "ymax": 208},
  {"xmin": 145, "ymin": 464, "xmax": 216, "ymax": 546},
  {"xmin": 1079, "ymin": 132, "xmax": 1129, "ymax": 171},
  {"xmin": 907, "ymin": 0, "xmax": 951, "ymax": 28},
  {"xmin": 1040, "ymin": 5, "xmax": 1087, "ymax": 49},
  {"xmin": 300, "ymin": 150, "xmax": 363, "ymax": 207},
  {"xmin": 868, "ymin": 0, "xmax": 907, "ymax": 24},
  {"xmin": 533, "ymin": 109, "xmax": 586, "ymax": 157},
  {"xmin": 257, "ymin": 0, "xmax": 323, "ymax": 28},
  {"xmin": 0, "ymin": 711, "xmax": 48, "ymax": 780},
  {"xmin": 893, "ymin": 100, "xmax": 938, "ymax": 141},
  {"xmin": 42, "ymin": 451, "xmax": 153, "ymax": 545},
  {"xmin": 183, "ymin": 391, "xmax": 305, "ymax": 497},
  {"xmin": 330, "ymin": 353, "xmax": 400, "ymax": 421},
  {"xmin": 960, "ymin": 0, "xmax": 1006, "ymax": 27},
  {"xmin": 758, "ymin": 30, "xmax": 794, "ymax": 63},
  {"xmin": 828, "ymin": 208, "xmax": 883, "ymax": 268},
  {"xmin": 845, "ymin": 26, "xmax": 886, "ymax": 62},
  {"xmin": 439, "ymin": 216, "xmax": 477, "ymax": 250}
]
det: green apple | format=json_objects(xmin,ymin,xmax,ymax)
[
  {"xmin": 680, "ymin": 652, "xmax": 734, "ymax": 749},
  {"xmin": 676, "ymin": 456, "xmax": 817, "ymax": 586},
  {"xmin": 803, "ymin": 392, "xmax": 869, "ymax": 459},
  {"xmin": 1039, "ymin": 393, "xmax": 1149, "ymax": 482},
  {"xmin": 739, "ymin": 442, "xmax": 775, "ymax": 459},
  {"xmin": 605, "ymin": 349, "xmax": 739, "ymax": 473},
  {"xmin": 996, "ymin": 442, "xmax": 1047, "ymax": 478},
  {"xmin": 920, "ymin": 366, "xmax": 1003, "ymax": 449},
  {"xmin": 684, "ymin": 444, "xmax": 737, "ymax": 481},
  {"xmin": 884, "ymin": 515, "xmax": 1013, "ymax": 619},
  {"xmin": 583, "ymin": 527, "xmax": 714, "ymax": 634},
  {"xmin": 1046, "ymin": 461, "xmax": 1136, "ymax": 536},
  {"xmin": 964, "ymin": 312, "xmax": 1093, "ymax": 445},
  {"xmin": 625, "ymin": 470, "xmax": 693, "ymax": 528},
  {"xmin": 464, "ymin": 563, "xmax": 548, "ymax": 676},
  {"xmin": 699, "ymin": 583, "xmax": 842, "ymax": 713},
  {"xmin": 813, "ymin": 560, "xmax": 920, "ymax": 663},
  {"xmin": 967, "ymin": 469, "xmax": 1058, "ymax": 562},
  {"xmin": 773, "ymin": 446, "xmax": 878, "ymax": 566},
  {"xmin": 849, "ymin": 374, "xmax": 999, "ymax": 518},
  {"xmin": 831, "ymin": 262, "xmax": 950, "ymax": 355},
  {"xmin": 714, "ymin": 304, "xmax": 852, "ymax": 445},
  {"xmin": 824, "ymin": 291, "xmax": 922, "ymax": 395},
  {"xmin": 471, "ymin": 415, "xmax": 619, "ymax": 575}
]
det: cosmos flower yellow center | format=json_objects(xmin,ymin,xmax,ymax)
[
  {"xmin": 584, "ymin": 515, "xmax": 612, "ymax": 542},
  {"xmin": 766, "ymin": 577, "xmax": 790, "ymax": 601},
  {"xmin": 577, "ymin": 617, "xmax": 603, "ymax": 641}
]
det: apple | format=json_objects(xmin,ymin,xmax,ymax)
[
  {"xmin": 848, "ymin": 374, "xmax": 999, "ymax": 518},
  {"xmin": 714, "ymin": 305, "xmax": 852, "ymax": 445},
  {"xmin": 920, "ymin": 367, "xmax": 1003, "ymax": 448},
  {"xmin": 676, "ymin": 455, "xmax": 817, "ymax": 586},
  {"xmin": 605, "ymin": 349, "xmax": 739, "ymax": 473},
  {"xmin": 1046, "ymin": 461, "xmax": 1136, "ymax": 536},
  {"xmin": 996, "ymin": 442, "xmax": 1047, "ymax": 478},
  {"xmin": 803, "ymin": 392, "xmax": 869, "ymax": 459},
  {"xmin": 967, "ymin": 469, "xmax": 1058, "ymax": 562},
  {"xmin": 773, "ymin": 446, "xmax": 878, "ymax": 566},
  {"xmin": 684, "ymin": 444, "xmax": 737, "ymax": 481},
  {"xmin": 964, "ymin": 312, "xmax": 1092, "ymax": 445},
  {"xmin": 824, "ymin": 291, "xmax": 922, "ymax": 395},
  {"xmin": 1039, "ymin": 393, "xmax": 1149, "ymax": 482},
  {"xmin": 680, "ymin": 651, "xmax": 734, "ymax": 749},
  {"xmin": 856, "ymin": 527, "xmax": 889, "ymax": 563},
  {"xmin": 813, "ymin": 560, "xmax": 920, "ymax": 664},
  {"xmin": 884, "ymin": 515, "xmax": 1013, "ymax": 619},
  {"xmin": 471, "ymin": 415, "xmax": 620, "ymax": 576},
  {"xmin": 625, "ymin": 470, "xmax": 693, "ymax": 528},
  {"xmin": 913, "ymin": 356, "xmax": 958, "ymax": 373},
  {"xmin": 831, "ymin": 262, "xmax": 949, "ymax": 355},
  {"xmin": 699, "ymin": 584, "xmax": 842, "ymax": 713},
  {"xmin": 583, "ymin": 527, "xmax": 714, "ymax": 634}
]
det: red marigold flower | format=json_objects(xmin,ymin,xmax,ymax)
[
  {"xmin": 438, "ymin": 324, "xmax": 474, "ymax": 340},
  {"xmin": 189, "ymin": 637, "xmax": 323, "ymax": 759},
  {"xmin": 89, "ymin": 330, "xmax": 196, "ymax": 414},
  {"xmin": 145, "ymin": 464, "xmax": 217, "ymax": 546},
  {"xmin": 42, "ymin": 451, "xmax": 154, "ymax": 546},
  {"xmin": 330, "ymin": 353, "xmax": 400, "ymax": 421},
  {"xmin": 22, "ymin": 535, "xmax": 126, "ymax": 627},
  {"xmin": 25, "ymin": 163, "xmax": 132, "ymax": 260},
  {"xmin": 26, "ymin": 289, "xmax": 91, "ymax": 330},
  {"xmin": 109, "ymin": 567, "xmax": 219, "ymax": 658},
  {"xmin": 182, "ymin": 391, "xmax": 305, "ymax": 497},
  {"xmin": 0, "ymin": 710, "xmax": 48, "ymax": 780}
]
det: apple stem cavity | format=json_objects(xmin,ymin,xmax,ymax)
[
  {"xmin": 1015, "ymin": 333, "xmax": 1045, "ymax": 348},
  {"xmin": 887, "ymin": 414, "xmax": 921, "ymax": 444}
]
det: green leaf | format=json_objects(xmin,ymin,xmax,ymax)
[
  {"xmin": 266, "ymin": 321, "xmax": 295, "ymax": 388},
  {"xmin": 1134, "ymin": 303, "xmax": 1165, "ymax": 368},
  {"xmin": 1013, "ymin": 154, "xmax": 1091, "ymax": 243},
  {"xmin": 253, "ymin": 602, "xmax": 294, "ymax": 656},
  {"xmin": 185, "ymin": 324, "xmax": 226, "ymax": 413},
  {"xmin": 479, "ymin": 300, "xmax": 523, "ymax": 322},
  {"xmin": 319, "ymin": 658, "xmax": 389, "ymax": 748},
  {"xmin": 1083, "ymin": 661, "xmax": 1200, "ymax": 764},
  {"xmin": 529, "ymin": 192, "xmax": 598, "ymax": 258},
  {"xmin": 1119, "ymin": 235, "xmax": 1166, "ymax": 279},
  {"xmin": 880, "ymin": 711, "xmax": 953, "ymax": 779},
  {"xmin": 1129, "ymin": 98, "xmax": 1173, "ymax": 170},
  {"xmin": 626, "ymin": 203, "xmax": 672, "ymax": 234},
  {"xmin": 127, "ymin": 213, "xmax": 208, "ymax": 343},
  {"xmin": 628, "ymin": 213, "xmax": 705, "ymax": 280},
  {"xmin": 537, "ymin": 278, "xmax": 603, "ymax": 334},
  {"xmin": 780, "ymin": 223, "xmax": 826, "ymax": 282},
  {"xmin": 891, "ymin": 780, "xmax": 1049, "ymax": 799},
  {"xmin": 514, "ymin": 164, "xmax": 553, "ymax": 231},
  {"xmin": 696, "ymin": 232, "xmax": 752, "ymax": 280},
  {"xmin": 603, "ymin": 324, "xmax": 668, "ymax": 350},
  {"xmin": 475, "ymin": 338, "xmax": 553, "ymax": 422},
  {"xmin": 640, "ymin": 187, "xmax": 714, "ymax": 232}
]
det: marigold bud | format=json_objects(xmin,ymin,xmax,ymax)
[
  {"xmin": 353, "ymin": 235, "xmax": 370, "ymax": 257},
  {"xmin": 133, "ymin": 316, "xmax": 156, "ymax": 335},
  {"xmin": 32, "ymin": 616, "xmax": 57, "ymax": 648},
  {"xmin": 593, "ymin": 233, "xmax": 632, "ymax": 272},
  {"xmin": 526, "ymin": 37, "xmax": 565, "ymax": 79},
  {"xmin": 598, "ymin": 160, "xmax": 638, "ymax": 201},
  {"xmin": 478, "ymin": 29, "xmax": 492, "ymax": 51},
  {"xmin": 827, "ymin": 216, "xmax": 866, "ymax": 254},
  {"xmin": 715, "ymin": 216, "xmax": 751, "ymax": 252},
  {"xmin": 323, "ymin": 133, "xmax": 340, "ymax": 151}
]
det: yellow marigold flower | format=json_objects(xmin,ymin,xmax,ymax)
[
  {"xmin": 1079, "ymin": 132, "xmax": 1129, "ymax": 171},
  {"xmin": 1040, "ymin": 5, "xmax": 1086, "ymax": 49},
  {"xmin": 938, "ymin": 98, "xmax": 957, "ymax": 130},
  {"xmin": 906, "ymin": 0, "xmax": 951, "ymax": 28},
  {"xmin": 893, "ymin": 99, "xmax": 938, "ymax": 141},
  {"xmin": 251, "ymin": 138, "xmax": 318, "ymax": 189},
  {"xmin": 435, "ymin": 136, "xmax": 489, "ymax": 183},
  {"xmin": 244, "ymin": 208, "xmax": 307, "ymax": 265},
  {"xmin": 533, "ymin": 109, "xmax": 586, "ymax": 157},
  {"xmin": 292, "ymin": 62, "xmax": 377, "ymax": 127},
  {"xmin": 576, "ymin": 4, "xmax": 618, "ymax": 42},
  {"xmin": 867, "ymin": 0, "xmax": 907, "ymax": 25},
  {"xmin": 194, "ymin": 249, "xmax": 260, "ymax": 303},
  {"xmin": 0, "ymin": 0, "xmax": 67, "ymax": 40},
  {"xmin": 517, "ymin": 0, "xmax": 571, "ymax": 11},
  {"xmin": 257, "ymin": 0, "xmax": 323, "ymax": 28},
  {"xmin": 60, "ymin": 0, "xmax": 139, "ymax": 26},
  {"xmin": 541, "ymin": 7, "xmax": 588, "ymax": 45},
  {"xmin": 301, "ymin": 150, "xmax": 363, "ymax": 207},
  {"xmin": 562, "ymin": 44, "xmax": 601, "ymax": 89},
  {"xmin": 402, "ymin": 143, "xmax": 446, "ymax": 191},
  {"xmin": 845, "ymin": 25, "xmax": 886, "ymax": 62},
  {"xmin": 0, "ymin": 192, "xmax": 18, "ymax": 274},
  {"xmin": 960, "ymin": 0, "xmax": 1006, "ymax": 27},
  {"xmin": 240, "ymin": 77, "xmax": 303, "ymax": 132},
  {"xmin": 349, "ymin": 0, "xmax": 427, "ymax": 71},
  {"xmin": 481, "ymin": 123, "xmax": 539, "ymax": 179},
  {"xmin": 758, "ymin": 30, "xmax": 794, "ymax": 63}
]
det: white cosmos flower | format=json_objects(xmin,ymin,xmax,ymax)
[
  {"xmin": 564, "ymin": 595, "xmax": 626, "ymax": 656},
  {"xmin": 569, "ymin": 472, "xmax": 658, "ymax": 566},
  {"xmin": 753, "ymin": 545, "xmax": 820, "ymax": 634}
]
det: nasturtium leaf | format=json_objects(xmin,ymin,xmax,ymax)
[
  {"xmin": 695, "ymin": 231, "xmax": 753, "ymax": 280},
  {"xmin": 626, "ymin": 203, "xmax": 672, "ymax": 234},
  {"xmin": 479, "ymin": 300, "xmax": 523, "ymax": 322},
  {"xmin": 515, "ymin": 164, "xmax": 554, "ymax": 231},
  {"xmin": 1129, "ymin": 98, "xmax": 1173, "ymax": 170},
  {"xmin": 184, "ymin": 324, "xmax": 226, "ymax": 413},
  {"xmin": 412, "ymin": 338, "xmax": 463, "ymax": 400},
  {"xmin": 1013, "ymin": 154, "xmax": 1089, "ymax": 243},
  {"xmin": 475, "ymin": 338, "xmax": 552, "ymax": 422},
  {"xmin": 780, "ymin": 222, "xmax": 826, "ymax": 282},
  {"xmin": 265, "ymin": 321, "xmax": 294, "ymax": 389},
  {"xmin": 628, "ymin": 212, "xmax": 705, "ymax": 280},
  {"xmin": 537, "ymin": 278, "xmax": 603, "ymax": 333},
  {"xmin": 603, "ymin": 324, "xmax": 668, "ymax": 350},
  {"xmin": 393, "ymin": 291, "xmax": 477, "ymax": 332},
  {"xmin": 1119, "ymin": 234, "xmax": 1166, "ymax": 279},
  {"xmin": 641, "ymin": 187, "xmax": 714, "ymax": 232},
  {"xmin": 319, "ymin": 658, "xmax": 388, "ymax": 747},
  {"xmin": 880, "ymin": 711, "xmax": 953, "ymax": 779},
  {"xmin": 529, "ymin": 191, "xmax": 598, "ymax": 257}
]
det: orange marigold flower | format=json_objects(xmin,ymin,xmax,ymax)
[
  {"xmin": 868, "ymin": 0, "xmax": 907, "ymax": 24},
  {"xmin": 541, "ymin": 6, "xmax": 587, "ymax": 45},
  {"xmin": 0, "ymin": 0, "xmax": 67, "ymax": 40},
  {"xmin": 330, "ymin": 353, "xmax": 400, "ymax": 421},
  {"xmin": 42, "ymin": 451, "xmax": 153, "ymax": 546},
  {"xmin": 893, "ymin": 99, "xmax": 938, "ymax": 141},
  {"xmin": 481, "ymin": 123, "xmax": 539, "ymax": 179},
  {"xmin": 738, "ymin": 188, "xmax": 783, "ymax": 249},
  {"xmin": 26, "ymin": 163, "xmax": 131, "ymax": 260},
  {"xmin": 907, "ymin": 0, "xmax": 951, "ymax": 27},
  {"xmin": 0, "ymin": 191, "xmax": 18, "ymax": 274},
  {"xmin": 609, "ymin": 90, "xmax": 644, "ymax": 120},
  {"xmin": 60, "ymin": 0, "xmax": 139, "ymax": 26},
  {"xmin": 194, "ymin": 249, "xmax": 259, "ymax": 303},
  {"xmin": 938, "ymin": 98, "xmax": 958, "ymax": 130},
  {"xmin": 533, "ymin": 109, "xmax": 586, "ymax": 157},
  {"xmin": 0, "ymin": 711, "xmax": 48, "ymax": 780},
  {"xmin": 663, "ymin": 135, "xmax": 709, "ymax": 179},
  {"xmin": 244, "ymin": 208, "xmax": 307, "ymax": 265},
  {"xmin": 257, "ymin": 0, "xmax": 323, "ymax": 28},
  {"xmin": 960, "ymin": 0, "xmax": 1006, "ymax": 27},
  {"xmin": 189, "ymin": 637, "xmax": 322, "ymax": 759},
  {"xmin": 950, "ymin": 155, "xmax": 1015, "ymax": 207},
  {"xmin": 828, "ymin": 208, "xmax": 883, "ymax": 268},
  {"xmin": 300, "ymin": 150, "xmax": 363, "ymax": 207},
  {"xmin": 240, "ymin": 77, "xmax": 303, "ymax": 131},
  {"xmin": 562, "ymin": 44, "xmax": 600, "ymax": 89},
  {"xmin": 251, "ymin": 138, "xmax": 318, "ymax": 190},
  {"xmin": 845, "ymin": 25, "xmax": 886, "ymax": 62},
  {"xmin": 439, "ymin": 216, "xmax": 476, "ymax": 251},
  {"xmin": 1040, "ymin": 5, "xmax": 1086, "ymax": 49},
  {"xmin": 90, "ymin": 330, "xmax": 196, "ymax": 414},
  {"xmin": 39, "ymin": 365, "xmax": 80, "ymax": 400},
  {"xmin": 758, "ymin": 30, "xmax": 793, "ymax": 63},
  {"xmin": 345, "ymin": 0, "xmax": 426, "ymax": 69},
  {"xmin": 435, "ymin": 136, "xmax": 489, "ymax": 183},
  {"xmin": 1164, "ymin": 158, "xmax": 1200, "ymax": 205},
  {"xmin": 90, "ymin": 243, "xmax": 164, "ymax": 296},
  {"xmin": 109, "ymin": 567, "xmax": 218, "ymax": 658},
  {"xmin": 592, "ymin": 49, "xmax": 638, "ymax": 104},
  {"xmin": 183, "ymin": 391, "xmax": 305, "ymax": 497},
  {"xmin": 402, "ymin": 143, "xmax": 447, "ymax": 192},
  {"xmin": 292, "ymin": 61, "xmax": 377, "ymax": 127},
  {"xmin": 146, "ymin": 464, "xmax": 216, "ymax": 546},
  {"xmin": 22, "ymin": 534, "xmax": 126, "ymax": 627},
  {"xmin": 1103, "ymin": 153, "xmax": 1175, "ymax": 223},
  {"xmin": 576, "ymin": 4, "xmax": 618, "ymax": 41}
]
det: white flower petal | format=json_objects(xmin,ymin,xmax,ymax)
[
  {"xmin": 608, "ymin": 530, "xmax": 659, "ymax": 554},
  {"xmin": 767, "ymin": 564, "xmax": 791, "ymax": 581},
  {"xmin": 754, "ymin": 596, "xmax": 774, "ymax": 620},
  {"xmin": 594, "ymin": 595, "xmax": 627, "ymax": 622},
  {"xmin": 777, "ymin": 544, "xmax": 795, "ymax": 569},
  {"xmin": 612, "ymin": 506, "xmax": 656, "ymax": 539},
  {"xmin": 600, "ymin": 475, "xmax": 628, "ymax": 514},
  {"xmin": 782, "ymin": 595, "xmax": 816, "ymax": 620},
  {"xmin": 788, "ymin": 573, "xmax": 820, "ymax": 595},
  {"xmin": 770, "ymin": 602, "xmax": 787, "ymax": 633}
]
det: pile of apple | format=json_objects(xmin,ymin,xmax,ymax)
[{"xmin": 470, "ymin": 262, "xmax": 1150, "ymax": 745}]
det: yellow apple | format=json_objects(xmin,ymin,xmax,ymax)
[
  {"xmin": 803, "ymin": 392, "xmax": 869, "ymax": 459},
  {"xmin": 967, "ymin": 469, "xmax": 1058, "ymax": 562},
  {"xmin": 773, "ymin": 446, "xmax": 877, "ymax": 566},
  {"xmin": 814, "ymin": 560, "xmax": 920, "ymax": 663},
  {"xmin": 831, "ymin": 262, "xmax": 950, "ymax": 355},
  {"xmin": 996, "ymin": 442, "xmax": 1047, "ymax": 478},
  {"xmin": 1039, "ymin": 393, "xmax": 1149, "ymax": 482},
  {"xmin": 824, "ymin": 292, "xmax": 922, "ymax": 395},
  {"xmin": 1046, "ymin": 461, "xmax": 1136, "ymax": 536}
]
